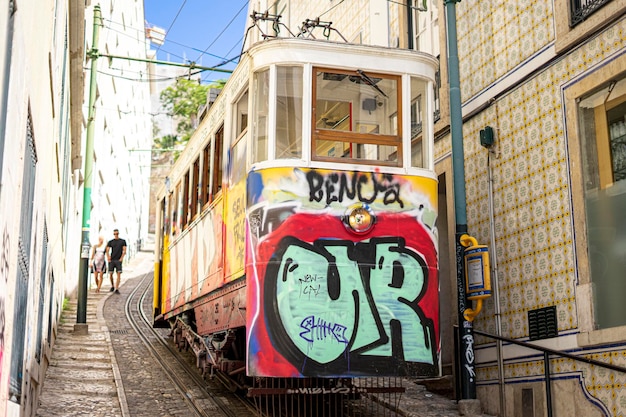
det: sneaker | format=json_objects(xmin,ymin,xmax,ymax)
[
  {"xmin": 109, "ymin": 287, "xmax": 115, "ymax": 292},
  {"xmin": 114, "ymin": 289, "xmax": 120, "ymax": 294}
]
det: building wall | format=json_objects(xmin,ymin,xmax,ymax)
[
  {"xmin": 0, "ymin": 0, "xmax": 76, "ymax": 415},
  {"xmin": 81, "ymin": 2, "xmax": 152, "ymax": 266},
  {"xmin": 0, "ymin": 0, "xmax": 152, "ymax": 415}
]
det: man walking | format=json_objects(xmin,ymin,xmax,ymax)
[{"xmin": 106, "ymin": 229, "xmax": 127, "ymax": 293}]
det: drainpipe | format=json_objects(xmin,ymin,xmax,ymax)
[
  {"xmin": 406, "ymin": 0, "xmax": 414, "ymax": 50},
  {"xmin": 0, "ymin": 1, "xmax": 16, "ymax": 187},
  {"xmin": 75, "ymin": 5, "xmax": 101, "ymax": 331},
  {"xmin": 484, "ymin": 132, "xmax": 506, "ymax": 416},
  {"xmin": 444, "ymin": 0, "xmax": 476, "ymax": 402}
]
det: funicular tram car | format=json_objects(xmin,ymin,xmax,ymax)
[{"xmin": 153, "ymin": 34, "xmax": 440, "ymax": 413}]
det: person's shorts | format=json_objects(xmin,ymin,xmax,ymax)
[{"xmin": 108, "ymin": 260, "xmax": 123, "ymax": 273}]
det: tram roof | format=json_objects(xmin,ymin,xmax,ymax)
[{"xmin": 243, "ymin": 37, "xmax": 439, "ymax": 80}]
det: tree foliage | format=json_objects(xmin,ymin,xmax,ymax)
[{"xmin": 154, "ymin": 78, "xmax": 226, "ymax": 151}]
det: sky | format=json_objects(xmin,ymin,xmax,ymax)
[{"xmin": 143, "ymin": 0, "xmax": 250, "ymax": 83}]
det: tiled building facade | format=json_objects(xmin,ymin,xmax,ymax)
[{"xmin": 247, "ymin": 0, "xmax": 626, "ymax": 415}]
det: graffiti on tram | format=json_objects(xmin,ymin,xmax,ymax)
[{"xmin": 246, "ymin": 167, "xmax": 439, "ymax": 377}]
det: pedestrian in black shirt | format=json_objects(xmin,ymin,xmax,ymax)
[{"xmin": 106, "ymin": 229, "xmax": 127, "ymax": 293}]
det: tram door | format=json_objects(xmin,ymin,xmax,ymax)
[{"xmin": 154, "ymin": 197, "xmax": 166, "ymax": 322}]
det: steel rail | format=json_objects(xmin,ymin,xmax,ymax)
[{"xmin": 124, "ymin": 273, "xmax": 218, "ymax": 417}]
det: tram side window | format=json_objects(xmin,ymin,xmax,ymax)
[
  {"xmin": 182, "ymin": 171, "xmax": 190, "ymax": 229},
  {"xmin": 231, "ymin": 92, "xmax": 248, "ymax": 186},
  {"xmin": 191, "ymin": 157, "xmax": 199, "ymax": 220},
  {"xmin": 201, "ymin": 143, "xmax": 209, "ymax": 207},
  {"xmin": 312, "ymin": 67, "xmax": 401, "ymax": 166},
  {"xmin": 276, "ymin": 66, "xmax": 303, "ymax": 159},
  {"xmin": 161, "ymin": 197, "xmax": 169, "ymax": 237},
  {"xmin": 213, "ymin": 126, "xmax": 223, "ymax": 197},
  {"xmin": 201, "ymin": 125, "xmax": 224, "ymax": 208},
  {"xmin": 411, "ymin": 77, "xmax": 428, "ymax": 168},
  {"xmin": 236, "ymin": 91, "xmax": 248, "ymax": 139},
  {"xmin": 253, "ymin": 70, "xmax": 269, "ymax": 163},
  {"xmin": 172, "ymin": 184, "xmax": 180, "ymax": 236},
  {"xmin": 168, "ymin": 192, "xmax": 175, "ymax": 237}
]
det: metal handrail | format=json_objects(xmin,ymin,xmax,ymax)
[{"xmin": 467, "ymin": 327, "xmax": 626, "ymax": 417}]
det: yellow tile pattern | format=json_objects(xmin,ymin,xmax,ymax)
[
  {"xmin": 456, "ymin": 0, "xmax": 555, "ymax": 100},
  {"xmin": 449, "ymin": 10, "xmax": 626, "ymax": 415}
]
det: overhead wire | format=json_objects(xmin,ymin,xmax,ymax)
[
  {"xmin": 192, "ymin": 1, "xmax": 249, "ymax": 65},
  {"xmin": 177, "ymin": 1, "xmax": 249, "ymax": 83},
  {"xmin": 93, "ymin": 68, "xmax": 208, "ymax": 83},
  {"xmin": 103, "ymin": 17, "xmax": 240, "ymax": 74},
  {"xmin": 154, "ymin": 0, "xmax": 188, "ymax": 57},
  {"xmin": 318, "ymin": 0, "xmax": 346, "ymax": 18},
  {"xmin": 144, "ymin": 0, "xmax": 248, "ymax": 71}
]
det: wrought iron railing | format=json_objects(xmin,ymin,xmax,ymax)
[
  {"xmin": 456, "ymin": 326, "xmax": 626, "ymax": 417},
  {"xmin": 570, "ymin": 0, "xmax": 611, "ymax": 27}
]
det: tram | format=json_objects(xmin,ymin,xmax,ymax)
[{"xmin": 153, "ymin": 34, "xmax": 440, "ymax": 396}]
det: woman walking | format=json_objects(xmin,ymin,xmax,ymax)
[{"xmin": 91, "ymin": 236, "xmax": 107, "ymax": 293}]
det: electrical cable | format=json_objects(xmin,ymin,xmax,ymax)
[
  {"xmin": 154, "ymin": 0, "xmax": 188, "ymax": 57},
  {"xmin": 319, "ymin": 0, "xmax": 346, "ymax": 17},
  {"xmin": 193, "ymin": 1, "xmax": 248, "ymax": 64},
  {"xmin": 94, "ymin": 68, "xmax": 206, "ymax": 82}
]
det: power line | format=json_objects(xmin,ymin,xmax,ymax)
[
  {"xmin": 104, "ymin": 14, "xmax": 244, "ymax": 71},
  {"xmin": 193, "ymin": 1, "xmax": 249, "ymax": 64},
  {"xmin": 98, "ymin": 53, "xmax": 233, "ymax": 74},
  {"xmin": 155, "ymin": 0, "xmax": 188, "ymax": 57},
  {"xmin": 94, "ymin": 68, "xmax": 206, "ymax": 83}
]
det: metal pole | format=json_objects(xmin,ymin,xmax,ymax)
[
  {"xmin": 76, "ymin": 5, "xmax": 101, "ymax": 327},
  {"xmin": 544, "ymin": 352, "xmax": 554, "ymax": 417},
  {"xmin": 99, "ymin": 53, "xmax": 234, "ymax": 74},
  {"xmin": 0, "ymin": 1, "xmax": 16, "ymax": 185},
  {"xmin": 487, "ymin": 148, "xmax": 507, "ymax": 415},
  {"xmin": 406, "ymin": 0, "xmax": 414, "ymax": 50},
  {"xmin": 444, "ymin": 0, "xmax": 476, "ymax": 400}
]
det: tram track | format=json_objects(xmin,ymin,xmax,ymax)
[{"xmin": 124, "ymin": 273, "xmax": 257, "ymax": 417}]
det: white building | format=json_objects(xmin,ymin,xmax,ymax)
[
  {"xmin": 0, "ymin": 0, "xmax": 83, "ymax": 415},
  {"xmin": 78, "ymin": 1, "xmax": 152, "ymax": 265},
  {"xmin": 0, "ymin": 0, "xmax": 152, "ymax": 415}
]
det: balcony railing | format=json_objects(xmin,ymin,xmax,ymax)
[{"xmin": 570, "ymin": 0, "xmax": 611, "ymax": 27}]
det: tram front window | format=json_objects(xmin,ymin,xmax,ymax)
[
  {"xmin": 276, "ymin": 66, "xmax": 303, "ymax": 159},
  {"xmin": 312, "ymin": 68, "xmax": 401, "ymax": 166}
]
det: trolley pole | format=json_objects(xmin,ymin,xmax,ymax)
[
  {"xmin": 75, "ymin": 5, "xmax": 101, "ymax": 332},
  {"xmin": 444, "ymin": 0, "xmax": 477, "ymax": 403}
]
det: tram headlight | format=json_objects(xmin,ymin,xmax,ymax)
[{"xmin": 343, "ymin": 203, "xmax": 376, "ymax": 234}]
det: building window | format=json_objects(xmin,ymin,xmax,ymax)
[
  {"xmin": 10, "ymin": 110, "xmax": 38, "ymax": 403},
  {"xmin": 576, "ymin": 74, "xmax": 626, "ymax": 329},
  {"xmin": 570, "ymin": 0, "xmax": 611, "ymax": 27},
  {"xmin": 554, "ymin": 0, "xmax": 625, "ymax": 52}
]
